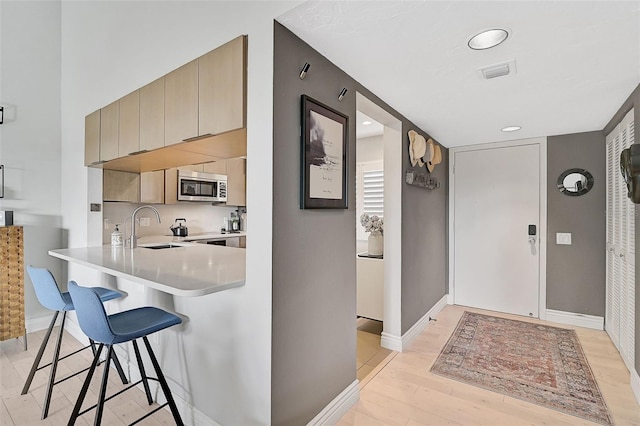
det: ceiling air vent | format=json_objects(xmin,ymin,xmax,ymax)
[{"xmin": 477, "ymin": 59, "xmax": 517, "ymax": 80}]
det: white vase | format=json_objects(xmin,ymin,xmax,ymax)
[{"xmin": 368, "ymin": 231, "xmax": 383, "ymax": 256}]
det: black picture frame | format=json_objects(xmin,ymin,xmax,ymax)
[{"xmin": 300, "ymin": 95, "xmax": 348, "ymax": 209}]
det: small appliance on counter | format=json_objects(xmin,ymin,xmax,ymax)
[
  {"xmin": 0, "ymin": 210, "xmax": 13, "ymax": 227},
  {"xmin": 228, "ymin": 212, "xmax": 240, "ymax": 233},
  {"xmin": 170, "ymin": 218, "xmax": 188, "ymax": 237},
  {"xmin": 111, "ymin": 224, "xmax": 123, "ymax": 247},
  {"xmin": 240, "ymin": 212, "xmax": 247, "ymax": 231}
]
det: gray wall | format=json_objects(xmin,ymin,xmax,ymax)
[
  {"xmin": 272, "ymin": 22, "xmax": 448, "ymax": 425},
  {"xmin": 603, "ymin": 83, "xmax": 640, "ymax": 375},
  {"xmin": 401, "ymin": 130, "xmax": 448, "ymax": 333},
  {"xmin": 546, "ymin": 132, "xmax": 606, "ymax": 316}
]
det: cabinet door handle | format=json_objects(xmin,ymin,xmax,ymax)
[
  {"xmin": 128, "ymin": 150, "xmax": 149, "ymax": 156},
  {"xmin": 183, "ymin": 133, "xmax": 213, "ymax": 142},
  {"xmin": 0, "ymin": 106, "xmax": 4, "ymax": 124}
]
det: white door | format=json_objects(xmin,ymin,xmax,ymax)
[{"xmin": 453, "ymin": 143, "xmax": 540, "ymax": 317}]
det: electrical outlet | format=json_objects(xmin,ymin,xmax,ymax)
[
  {"xmin": 140, "ymin": 217, "xmax": 150, "ymax": 227},
  {"xmin": 104, "ymin": 218, "xmax": 110, "ymax": 230}
]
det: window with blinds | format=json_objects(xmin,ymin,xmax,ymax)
[{"xmin": 356, "ymin": 161, "xmax": 384, "ymax": 241}]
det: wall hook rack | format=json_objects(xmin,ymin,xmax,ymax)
[{"xmin": 405, "ymin": 169, "xmax": 440, "ymax": 190}]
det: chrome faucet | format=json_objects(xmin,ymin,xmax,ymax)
[{"xmin": 129, "ymin": 205, "xmax": 161, "ymax": 248}]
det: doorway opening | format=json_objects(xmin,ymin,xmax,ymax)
[{"xmin": 355, "ymin": 93, "xmax": 402, "ymax": 382}]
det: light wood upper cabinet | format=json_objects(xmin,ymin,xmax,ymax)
[
  {"xmin": 140, "ymin": 77, "xmax": 165, "ymax": 151},
  {"xmin": 85, "ymin": 110, "xmax": 101, "ymax": 166},
  {"xmin": 163, "ymin": 168, "xmax": 179, "ymax": 205},
  {"xmin": 199, "ymin": 36, "xmax": 247, "ymax": 136},
  {"xmin": 118, "ymin": 90, "xmax": 140, "ymax": 156},
  {"xmin": 103, "ymin": 170, "xmax": 140, "ymax": 202},
  {"xmin": 165, "ymin": 60, "xmax": 198, "ymax": 146},
  {"xmin": 140, "ymin": 170, "xmax": 165, "ymax": 204},
  {"xmin": 86, "ymin": 35, "xmax": 247, "ymax": 172},
  {"xmin": 100, "ymin": 101, "xmax": 119, "ymax": 161},
  {"xmin": 226, "ymin": 158, "xmax": 246, "ymax": 207},
  {"xmin": 203, "ymin": 160, "xmax": 226, "ymax": 175}
]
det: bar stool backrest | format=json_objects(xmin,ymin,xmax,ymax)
[
  {"xmin": 67, "ymin": 281, "xmax": 117, "ymax": 345},
  {"xmin": 26, "ymin": 265, "xmax": 72, "ymax": 311}
]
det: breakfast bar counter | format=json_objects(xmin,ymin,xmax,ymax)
[{"xmin": 49, "ymin": 243, "xmax": 246, "ymax": 297}]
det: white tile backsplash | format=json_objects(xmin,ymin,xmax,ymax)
[{"xmin": 103, "ymin": 202, "xmax": 237, "ymax": 244}]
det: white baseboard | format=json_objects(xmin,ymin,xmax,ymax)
[
  {"xmin": 381, "ymin": 295, "xmax": 448, "ymax": 353},
  {"xmin": 545, "ymin": 309, "xmax": 604, "ymax": 330},
  {"xmin": 380, "ymin": 332, "xmax": 403, "ymax": 352},
  {"xmin": 26, "ymin": 313, "xmax": 55, "ymax": 333},
  {"xmin": 307, "ymin": 380, "xmax": 359, "ymax": 426},
  {"xmin": 631, "ymin": 368, "xmax": 640, "ymax": 405},
  {"xmin": 447, "ymin": 293, "xmax": 454, "ymax": 305}
]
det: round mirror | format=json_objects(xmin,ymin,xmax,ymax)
[{"xmin": 557, "ymin": 168, "xmax": 593, "ymax": 196}]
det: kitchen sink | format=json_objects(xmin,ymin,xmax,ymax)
[{"xmin": 139, "ymin": 244, "xmax": 187, "ymax": 250}]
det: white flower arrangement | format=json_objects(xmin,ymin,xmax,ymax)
[{"xmin": 360, "ymin": 213, "xmax": 383, "ymax": 235}]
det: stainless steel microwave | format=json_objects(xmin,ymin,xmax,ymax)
[{"xmin": 177, "ymin": 170, "xmax": 227, "ymax": 202}]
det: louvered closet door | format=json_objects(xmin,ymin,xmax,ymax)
[
  {"xmin": 606, "ymin": 128, "xmax": 619, "ymax": 347},
  {"xmin": 606, "ymin": 108, "xmax": 635, "ymax": 373}
]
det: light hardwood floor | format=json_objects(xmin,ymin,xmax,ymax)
[
  {"xmin": 2, "ymin": 306, "xmax": 638, "ymax": 425},
  {"xmin": 0, "ymin": 327, "xmax": 175, "ymax": 425},
  {"xmin": 357, "ymin": 318, "xmax": 393, "ymax": 383},
  {"xmin": 341, "ymin": 305, "xmax": 640, "ymax": 426}
]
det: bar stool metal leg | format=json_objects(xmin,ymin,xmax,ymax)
[
  {"xmin": 94, "ymin": 346, "xmax": 113, "ymax": 426},
  {"xmin": 21, "ymin": 311, "xmax": 59, "ymax": 395},
  {"xmin": 68, "ymin": 344, "xmax": 104, "ymax": 426},
  {"xmin": 41, "ymin": 311, "xmax": 67, "ymax": 419},
  {"xmin": 110, "ymin": 346, "xmax": 128, "ymax": 385},
  {"xmin": 132, "ymin": 340, "xmax": 153, "ymax": 405},
  {"xmin": 143, "ymin": 336, "xmax": 184, "ymax": 426}
]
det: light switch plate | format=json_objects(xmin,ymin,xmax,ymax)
[
  {"xmin": 140, "ymin": 217, "xmax": 150, "ymax": 227},
  {"xmin": 556, "ymin": 232, "xmax": 572, "ymax": 245}
]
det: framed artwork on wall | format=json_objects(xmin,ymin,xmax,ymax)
[{"xmin": 300, "ymin": 95, "xmax": 348, "ymax": 209}]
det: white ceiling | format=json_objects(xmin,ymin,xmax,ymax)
[
  {"xmin": 278, "ymin": 1, "xmax": 640, "ymax": 148},
  {"xmin": 356, "ymin": 110, "xmax": 384, "ymax": 138}
]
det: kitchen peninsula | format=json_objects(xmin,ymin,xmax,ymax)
[{"xmin": 49, "ymin": 235, "xmax": 246, "ymax": 297}]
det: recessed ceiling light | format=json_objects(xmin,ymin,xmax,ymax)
[
  {"xmin": 468, "ymin": 29, "xmax": 509, "ymax": 50},
  {"xmin": 362, "ymin": 120, "xmax": 372, "ymax": 126},
  {"xmin": 501, "ymin": 126, "xmax": 521, "ymax": 132}
]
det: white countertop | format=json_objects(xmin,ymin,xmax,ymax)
[{"xmin": 49, "ymin": 240, "xmax": 245, "ymax": 297}]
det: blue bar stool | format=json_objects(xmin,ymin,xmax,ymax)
[
  {"xmin": 22, "ymin": 266, "xmax": 128, "ymax": 419},
  {"xmin": 67, "ymin": 281, "xmax": 184, "ymax": 426}
]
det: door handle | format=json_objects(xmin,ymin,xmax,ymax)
[{"xmin": 528, "ymin": 224, "xmax": 537, "ymax": 244}]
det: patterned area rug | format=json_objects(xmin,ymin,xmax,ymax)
[{"xmin": 430, "ymin": 312, "xmax": 613, "ymax": 425}]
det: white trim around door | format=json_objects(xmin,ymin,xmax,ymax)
[{"xmin": 448, "ymin": 137, "xmax": 548, "ymax": 319}]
